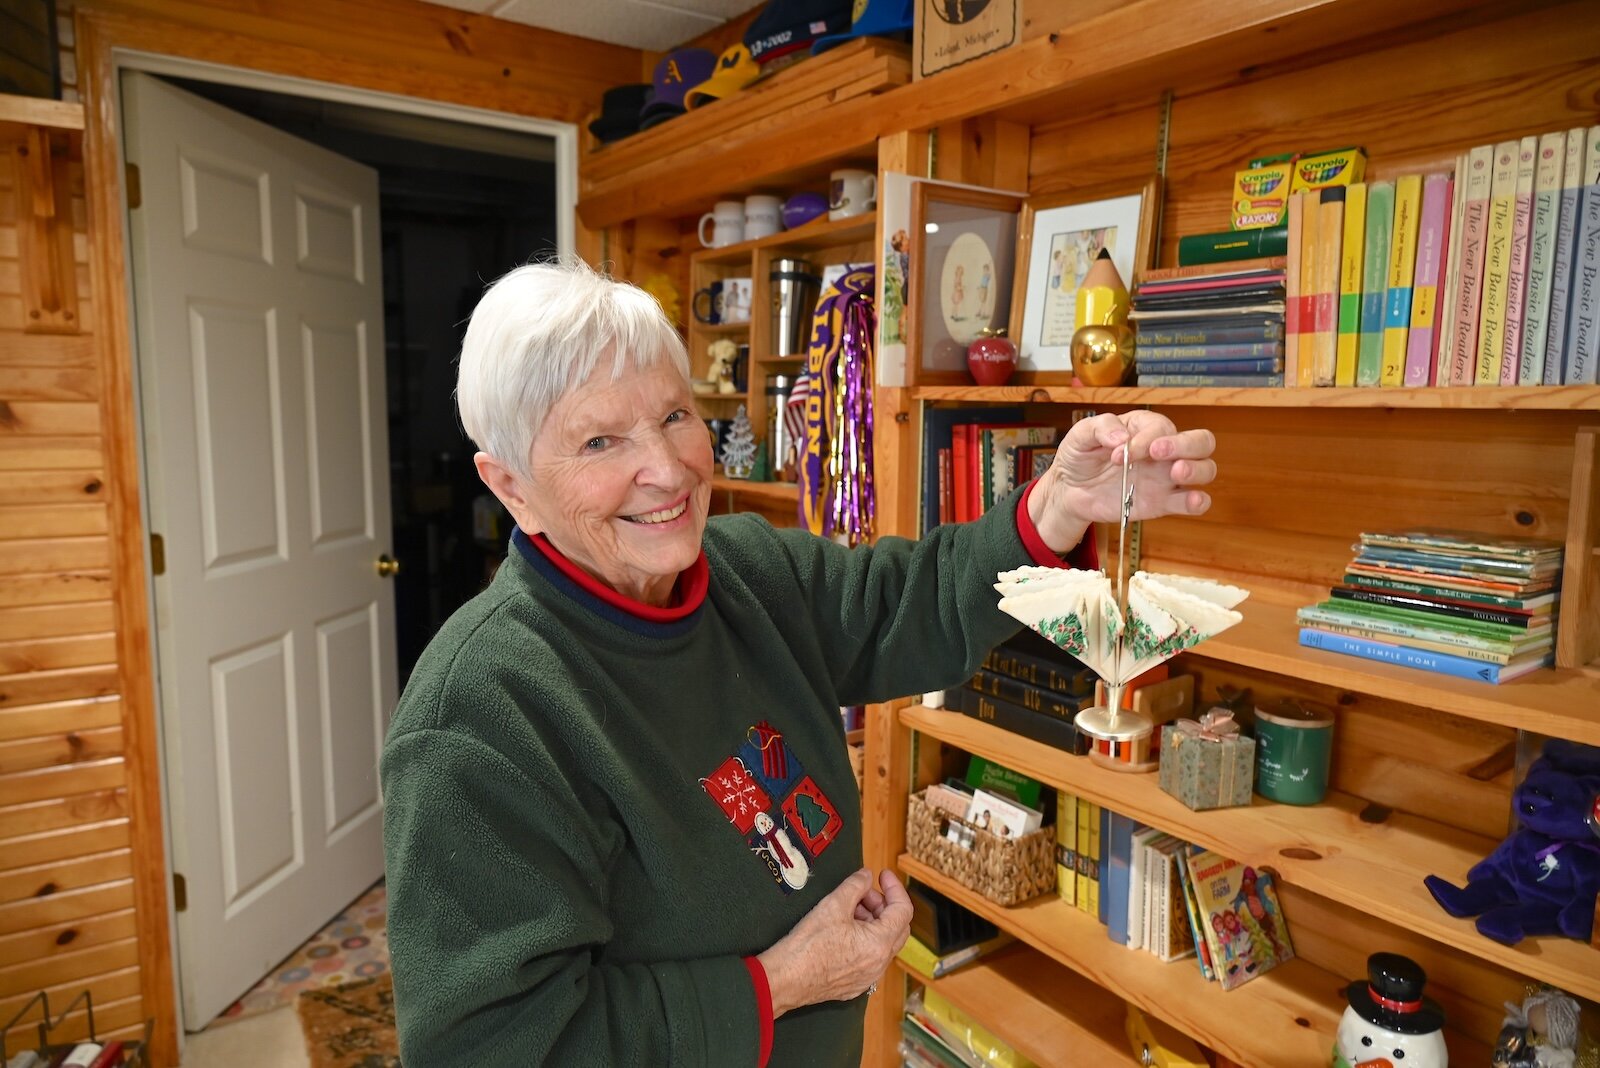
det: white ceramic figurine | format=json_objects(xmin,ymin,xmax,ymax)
[{"xmin": 1333, "ymin": 953, "xmax": 1448, "ymax": 1068}]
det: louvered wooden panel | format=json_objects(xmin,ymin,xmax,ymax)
[
  {"xmin": 0, "ymin": 906, "xmax": 138, "ymax": 963},
  {"xmin": 0, "ymin": 725, "xmax": 123, "ymax": 774},
  {"xmin": 0, "ymin": 757, "xmax": 125, "ymax": 808},
  {"xmin": 0, "ymin": 879, "xmax": 135, "ymax": 938},
  {"xmin": 0, "ymin": 816, "xmax": 130, "ymax": 870},
  {"xmin": 0, "ymin": 695, "xmax": 121, "ymax": 741},
  {"xmin": 0, "ymin": 572, "xmax": 113, "ymax": 608},
  {"xmin": 0, "ymin": 967, "xmax": 143, "ymax": 1028},
  {"xmin": 0, "ymin": 847, "xmax": 133, "ymax": 905}
]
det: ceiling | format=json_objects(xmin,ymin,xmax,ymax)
[{"xmin": 426, "ymin": 0, "xmax": 762, "ymax": 51}]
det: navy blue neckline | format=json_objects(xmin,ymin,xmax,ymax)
[{"xmin": 511, "ymin": 528, "xmax": 705, "ymax": 640}]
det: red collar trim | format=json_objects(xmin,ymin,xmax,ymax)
[{"xmin": 527, "ymin": 532, "xmax": 708, "ymax": 622}]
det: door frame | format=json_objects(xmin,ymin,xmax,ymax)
[{"xmin": 77, "ymin": 12, "xmax": 579, "ymax": 1059}]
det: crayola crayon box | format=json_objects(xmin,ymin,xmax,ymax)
[
  {"xmin": 1232, "ymin": 158, "xmax": 1295, "ymax": 230},
  {"xmin": 1289, "ymin": 147, "xmax": 1367, "ymax": 194}
]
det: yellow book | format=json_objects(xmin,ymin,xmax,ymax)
[
  {"xmin": 1475, "ymin": 141, "xmax": 1519, "ymax": 384},
  {"xmin": 1074, "ymin": 798, "xmax": 1092, "ymax": 911},
  {"xmin": 1296, "ymin": 192, "xmax": 1320, "ymax": 386},
  {"xmin": 1055, "ymin": 789, "xmax": 1077, "ymax": 906},
  {"xmin": 924, "ymin": 990, "xmax": 1038, "ymax": 1068},
  {"xmin": 1312, "ymin": 191, "xmax": 1345, "ymax": 386},
  {"xmin": 1335, "ymin": 183, "xmax": 1367, "ymax": 386},
  {"xmin": 1085, "ymin": 800, "xmax": 1101, "ymax": 919},
  {"xmin": 1380, "ymin": 174, "xmax": 1422, "ymax": 385}
]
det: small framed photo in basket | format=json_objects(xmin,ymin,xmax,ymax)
[
  {"xmin": 906, "ymin": 184, "xmax": 1025, "ymax": 386},
  {"xmin": 1009, "ymin": 176, "xmax": 1163, "ymax": 380}
]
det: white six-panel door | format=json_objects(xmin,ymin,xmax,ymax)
[{"xmin": 121, "ymin": 71, "xmax": 397, "ymax": 1027}]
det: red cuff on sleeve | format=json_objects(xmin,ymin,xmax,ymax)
[
  {"xmin": 1017, "ymin": 480, "xmax": 1098, "ymax": 570},
  {"xmin": 743, "ymin": 956, "xmax": 774, "ymax": 1067}
]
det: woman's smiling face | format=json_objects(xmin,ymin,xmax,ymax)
[{"xmin": 506, "ymin": 358, "xmax": 713, "ymax": 605}]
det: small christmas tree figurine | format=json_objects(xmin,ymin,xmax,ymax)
[{"xmin": 720, "ymin": 405, "xmax": 756, "ymax": 479}]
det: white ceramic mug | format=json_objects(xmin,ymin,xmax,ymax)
[
  {"xmin": 743, "ymin": 195, "xmax": 783, "ymax": 240},
  {"xmin": 828, "ymin": 169, "xmax": 877, "ymax": 220},
  {"xmin": 720, "ymin": 276, "xmax": 753, "ymax": 323},
  {"xmin": 698, "ymin": 200, "xmax": 746, "ymax": 248}
]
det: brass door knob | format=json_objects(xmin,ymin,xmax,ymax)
[{"xmin": 376, "ymin": 554, "xmax": 400, "ymax": 578}]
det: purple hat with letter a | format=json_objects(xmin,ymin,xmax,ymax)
[{"xmin": 639, "ymin": 48, "xmax": 717, "ymax": 129}]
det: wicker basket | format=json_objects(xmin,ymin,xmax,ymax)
[{"xmin": 905, "ymin": 790, "xmax": 1056, "ymax": 907}]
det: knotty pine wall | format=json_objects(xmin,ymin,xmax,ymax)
[
  {"xmin": 2, "ymin": 3, "xmax": 642, "ymax": 1062},
  {"xmin": 1013, "ymin": 1, "xmax": 1600, "ymax": 1044}
]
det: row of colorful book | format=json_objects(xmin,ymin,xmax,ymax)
[
  {"xmin": 1056, "ymin": 791, "xmax": 1295, "ymax": 991},
  {"xmin": 921, "ymin": 407, "xmax": 1076, "ymax": 530},
  {"xmin": 1297, "ymin": 528, "xmax": 1563, "ymax": 684},
  {"xmin": 1284, "ymin": 124, "xmax": 1600, "ymax": 387},
  {"xmin": 1130, "ymin": 261, "xmax": 1287, "ymax": 388}
]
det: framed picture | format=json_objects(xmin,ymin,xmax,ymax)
[
  {"xmin": 1009, "ymin": 177, "xmax": 1163, "ymax": 380},
  {"xmin": 906, "ymin": 184, "xmax": 1024, "ymax": 386}
]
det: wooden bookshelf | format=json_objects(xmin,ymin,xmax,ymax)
[
  {"xmin": 902, "ymin": 704, "xmax": 1600, "ymax": 1003},
  {"xmin": 895, "ymin": 944, "xmax": 1133, "ymax": 1067},
  {"xmin": 910, "ymin": 384, "xmax": 1600, "ymax": 410},
  {"xmin": 900, "ymin": 855, "xmax": 1339, "ymax": 1065},
  {"xmin": 710, "ymin": 475, "xmax": 799, "ymax": 503},
  {"xmin": 693, "ymin": 212, "xmax": 878, "ymax": 266}
]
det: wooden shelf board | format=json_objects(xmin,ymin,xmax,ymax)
[
  {"xmin": 1203, "ymin": 591, "xmax": 1600, "ymax": 746},
  {"xmin": 910, "ymin": 384, "xmax": 1600, "ymax": 410},
  {"xmin": 575, "ymin": 0, "xmax": 1504, "ymax": 228},
  {"xmin": 896, "ymin": 944, "xmax": 1133, "ymax": 1067},
  {"xmin": 899, "ymin": 854, "xmax": 1341, "ymax": 1066},
  {"xmin": 902, "ymin": 705, "xmax": 1600, "ymax": 1003},
  {"xmin": 692, "ymin": 391, "xmax": 748, "ymax": 402},
  {"xmin": 691, "ymin": 212, "xmax": 878, "ymax": 266},
  {"xmin": 0, "ymin": 96, "xmax": 85, "ymax": 134},
  {"xmin": 692, "ymin": 322, "xmax": 752, "ymax": 335},
  {"xmin": 710, "ymin": 475, "xmax": 799, "ymax": 502}
]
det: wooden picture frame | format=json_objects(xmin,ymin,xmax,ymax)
[
  {"xmin": 1009, "ymin": 176, "xmax": 1163, "ymax": 382},
  {"xmin": 906, "ymin": 184, "xmax": 1024, "ymax": 386}
]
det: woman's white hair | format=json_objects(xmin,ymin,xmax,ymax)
[{"xmin": 456, "ymin": 258, "xmax": 691, "ymax": 480}]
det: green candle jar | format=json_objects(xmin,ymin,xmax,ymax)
[{"xmin": 1253, "ymin": 701, "xmax": 1334, "ymax": 805}]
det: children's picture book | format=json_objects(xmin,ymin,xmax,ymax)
[{"xmin": 1185, "ymin": 849, "xmax": 1295, "ymax": 990}]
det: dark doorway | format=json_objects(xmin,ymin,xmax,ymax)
[{"xmin": 167, "ymin": 77, "xmax": 556, "ymax": 681}]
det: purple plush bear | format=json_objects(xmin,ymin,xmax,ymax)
[{"xmin": 1424, "ymin": 739, "xmax": 1600, "ymax": 945}]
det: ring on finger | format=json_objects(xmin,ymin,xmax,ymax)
[{"xmin": 866, "ymin": 982, "xmax": 877, "ymax": 996}]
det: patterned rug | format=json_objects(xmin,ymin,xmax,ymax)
[
  {"xmin": 208, "ymin": 880, "xmax": 390, "ymax": 1028},
  {"xmin": 297, "ymin": 974, "xmax": 401, "ymax": 1068}
]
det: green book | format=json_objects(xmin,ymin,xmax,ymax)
[
  {"xmin": 1177, "ymin": 225, "xmax": 1289, "ymax": 266},
  {"xmin": 1308, "ymin": 599, "xmax": 1547, "ymax": 642},
  {"xmin": 964, "ymin": 755, "xmax": 1042, "ymax": 809},
  {"xmin": 1357, "ymin": 180, "xmax": 1394, "ymax": 386}
]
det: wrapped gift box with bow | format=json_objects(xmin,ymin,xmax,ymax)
[{"xmin": 1159, "ymin": 709, "xmax": 1255, "ymax": 810}]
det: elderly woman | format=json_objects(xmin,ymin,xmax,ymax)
[{"xmin": 381, "ymin": 260, "xmax": 1217, "ymax": 1067}]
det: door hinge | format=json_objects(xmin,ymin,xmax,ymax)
[
  {"xmin": 150, "ymin": 533, "xmax": 165, "ymax": 576},
  {"xmin": 126, "ymin": 162, "xmax": 141, "ymax": 209},
  {"xmin": 173, "ymin": 872, "xmax": 187, "ymax": 912}
]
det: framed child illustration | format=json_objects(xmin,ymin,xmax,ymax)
[
  {"xmin": 905, "ymin": 184, "xmax": 1024, "ymax": 385},
  {"xmin": 1010, "ymin": 177, "xmax": 1162, "ymax": 381}
]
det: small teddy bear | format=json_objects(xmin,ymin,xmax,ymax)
[{"xmin": 1425, "ymin": 740, "xmax": 1600, "ymax": 945}]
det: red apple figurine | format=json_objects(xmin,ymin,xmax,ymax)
[{"xmin": 967, "ymin": 332, "xmax": 1018, "ymax": 386}]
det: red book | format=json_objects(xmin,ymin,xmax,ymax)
[
  {"xmin": 937, "ymin": 447, "xmax": 952, "ymax": 524},
  {"xmin": 952, "ymin": 428, "xmax": 971, "ymax": 523}
]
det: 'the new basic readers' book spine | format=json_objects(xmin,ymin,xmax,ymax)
[
  {"xmin": 1545, "ymin": 127, "xmax": 1589, "ymax": 385},
  {"xmin": 1405, "ymin": 174, "xmax": 1451, "ymax": 385},
  {"xmin": 1519, "ymin": 132, "xmax": 1567, "ymax": 384},
  {"xmin": 1358, "ymin": 181, "xmax": 1394, "ymax": 386},
  {"xmin": 1336, "ymin": 182, "xmax": 1367, "ymax": 387},
  {"xmin": 1298, "ymin": 627, "xmax": 1545, "ymax": 683},
  {"xmin": 1501, "ymin": 135, "xmax": 1538, "ymax": 385},
  {"xmin": 1435, "ymin": 155, "xmax": 1468, "ymax": 383},
  {"xmin": 1134, "ymin": 324, "xmax": 1284, "ymax": 346},
  {"xmin": 1382, "ymin": 174, "xmax": 1422, "ymax": 386},
  {"xmin": 1475, "ymin": 141, "xmax": 1519, "ymax": 384},
  {"xmin": 1566, "ymin": 127, "xmax": 1600, "ymax": 385},
  {"xmin": 1428, "ymin": 173, "xmax": 1457, "ymax": 380},
  {"xmin": 1452, "ymin": 144, "xmax": 1495, "ymax": 385}
]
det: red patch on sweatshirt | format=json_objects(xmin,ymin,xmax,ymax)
[
  {"xmin": 701, "ymin": 755, "xmax": 771, "ymax": 835},
  {"xmin": 781, "ymin": 776, "xmax": 842, "ymax": 857}
]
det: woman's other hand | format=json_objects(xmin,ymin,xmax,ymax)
[
  {"xmin": 1028, "ymin": 411, "xmax": 1217, "ymax": 554},
  {"xmin": 757, "ymin": 868, "xmax": 912, "ymax": 1017}
]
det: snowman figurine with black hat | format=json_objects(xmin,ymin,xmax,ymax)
[{"xmin": 1334, "ymin": 953, "xmax": 1448, "ymax": 1068}]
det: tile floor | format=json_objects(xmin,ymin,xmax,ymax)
[{"xmin": 182, "ymin": 1007, "xmax": 309, "ymax": 1067}]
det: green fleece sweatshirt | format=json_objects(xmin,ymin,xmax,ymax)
[{"xmin": 381, "ymin": 485, "xmax": 1087, "ymax": 1067}]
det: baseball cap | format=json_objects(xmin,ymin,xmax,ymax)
[
  {"xmin": 812, "ymin": 0, "xmax": 913, "ymax": 54},
  {"xmin": 744, "ymin": 0, "xmax": 853, "ymax": 64},
  {"xmin": 638, "ymin": 48, "xmax": 717, "ymax": 127},
  {"xmin": 587, "ymin": 83, "xmax": 651, "ymax": 144},
  {"xmin": 685, "ymin": 43, "xmax": 760, "ymax": 109}
]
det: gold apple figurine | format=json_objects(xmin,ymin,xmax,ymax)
[{"xmin": 1071, "ymin": 321, "xmax": 1136, "ymax": 385}]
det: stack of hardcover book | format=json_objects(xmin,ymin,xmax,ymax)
[
  {"xmin": 1130, "ymin": 258, "xmax": 1288, "ymax": 387},
  {"xmin": 1296, "ymin": 528, "xmax": 1562, "ymax": 683},
  {"xmin": 947, "ymin": 630, "xmax": 1095, "ymax": 754}
]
